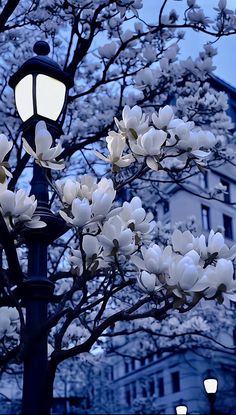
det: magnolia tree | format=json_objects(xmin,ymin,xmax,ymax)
[{"xmin": 1, "ymin": 0, "xmax": 236, "ymax": 409}]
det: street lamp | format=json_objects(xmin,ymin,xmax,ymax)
[
  {"xmin": 9, "ymin": 41, "xmax": 73, "ymax": 415},
  {"xmin": 203, "ymin": 371, "xmax": 218, "ymax": 415},
  {"xmin": 175, "ymin": 400, "xmax": 188, "ymax": 415}
]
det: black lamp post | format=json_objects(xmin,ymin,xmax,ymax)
[
  {"xmin": 9, "ymin": 41, "xmax": 73, "ymax": 415},
  {"xmin": 203, "ymin": 372, "xmax": 218, "ymax": 415}
]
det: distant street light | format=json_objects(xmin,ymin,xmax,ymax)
[
  {"xmin": 203, "ymin": 371, "xmax": 218, "ymax": 415},
  {"xmin": 175, "ymin": 400, "xmax": 188, "ymax": 415},
  {"xmin": 9, "ymin": 41, "xmax": 73, "ymax": 415}
]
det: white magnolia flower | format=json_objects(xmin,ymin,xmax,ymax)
[
  {"xmin": 167, "ymin": 250, "xmax": 202, "ymax": 297},
  {"xmin": 0, "ymin": 315, "xmax": 14, "ymax": 339},
  {"xmin": 109, "ymin": 197, "xmax": 155, "ymax": 238},
  {"xmin": 116, "ymin": 0, "xmax": 142, "ymax": 18},
  {"xmin": 152, "ymin": 105, "xmax": 174, "ymax": 129},
  {"xmin": 63, "ymin": 323, "xmax": 86, "ymax": 347},
  {"xmin": 59, "ymin": 176, "xmax": 116, "ymax": 227},
  {"xmin": 194, "ymin": 130, "xmax": 216, "ymax": 149},
  {"xmin": 91, "ymin": 189, "xmax": 114, "ymax": 217},
  {"xmin": 82, "ymin": 235, "xmax": 100, "ymax": 258},
  {"xmin": 143, "ymin": 46, "xmax": 156, "ymax": 63},
  {"xmin": 75, "ymin": 175, "xmax": 115, "ymax": 202},
  {"xmin": 95, "ymin": 131, "xmax": 134, "ymax": 170},
  {"xmin": 0, "ymin": 189, "xmax": 45, "ymax": 229},
  {"xmin": 172, "ymin": 120, "xmax": 195, "ymax": 149},
  {"xmin": 98, "ymin": 42, "xmax": 117, "ymax": 58},
  {"xmin": 121, "ymin": 29, "xmax": 137, "ymax": 45},
  {"xmin": 99, "ymin": 216, "xmax": 135, "ymax": 256},
  {"xmin": 135, "ymin": 68, "xmax": 155, "ymax": 88},
  {"xmin": 195, "ymin": 230, "xmax": 236, "ymax": 261},
  {"xmin": 56, "ymin": 178, "xmax": 80, "ymax": 205},
  {"xmin": 164, "ymin": 43, "xmax": 179, "ymax": 61},
  {"xmin": 22, "ymin": 121, "xmax": 65, "ymax": 170},
  {"xmin": 167, "ymin": 119, "xmax": 213, "ymax": 159},
  {"xmin": 137, "ymin": 271, "xmax": 163, "ymax": 293},
  {"xmin": 130, "ymin": 127, "xmax": 167, "ymax": 170},
  {"xmin": 70, "ymin": 249, "xmax": 82, "ymax": 271},
  {"xmin": 187, "ymin": 8, "xmax": 212, "ymax": 26},
  {"xmin": 187, "ymin": 0, "xmax": 196, "ymax": 6},
  {"xmin": 97, "ymin": 178, "xmax": 116, "ymax": 202},
  {"xmin": 194, "ymin": 259, "xmax": 236, "ymax": 301},
  {"xmin": 131, "ymin": 128, "xmax": 167, "ymax": 156},
  {"xmin": 60, "ymin": 198, "xmax": 91, "ymax": 227},
  {"xmin": 0, "ymin": 307, "xmax": 19, "ymax": 340},
  {"xmin": 171, "ymin": 229, "xmax": 196, "ymax": 254},
  {"xmin": 70, "ymin": 235, "xmax": 105, "ymax": 273},
  {"xmin": 0, "ymin": 134, "xmax": 13, "ymax": 182},
  {"xmin": 115, "ymin": 105, "xmax": 149, "ymax": 140},
  {"xmin": 218, "ymin": 0, "xmax": 227, "ymax": 10},
  {"xmin": 132, "ymin": 244, "xmax": 172, "ymax": 275},
  {"xmin": 77, "ymin": 175, "xmax": 98, "ymax": 201},
  {"xmin": 178, "ymin": 316, "xmax": 209, "ymax": 333}
]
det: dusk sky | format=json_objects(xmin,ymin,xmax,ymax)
[{"xmin": 140, "ymin": 0, "xmax": 236, "ymax": 87}]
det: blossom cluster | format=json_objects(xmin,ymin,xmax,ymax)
[
  {"xmin": 0, "ymin": 189, "xmax": 46, "ymax": 230},
  {"xmin": 56, "ymin": 175, "xmax": 236, "ymax": 305},
  {"xmin": 0, "ymin": 134, "xmax": 13, "ymax": 183},
  {"xmin": 56, "ymin": 175, "xmax": 155, "ymax": 275},
  {"xmin": 132, "ymin": 229, "xmax": 236, "ymax": 303},
  {"xmin": 0, "ymin": 121, "xmax": 68, "ymax": 231},
  {"xmin": 23, "ymin": 121, "xmax": 64, "ymax": 170},
  {"xmin": 96, "ymin": 104, "xmax": 216, "ymax": 172},
  {"xmin": 0, "ymin": 307, "xmax": 19, "ymax": 341}
]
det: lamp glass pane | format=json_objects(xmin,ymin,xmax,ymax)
[
  {"xmin": 176, "ymin": 405, "xmax": 187, "ymax": 415},
  {"xmin": 36, "ymin": 74, "xmax": 66, "ymax": 121},
  {"xmin": 15, "ymin": 74, "xmax": 34, "ymax": 122},
  {"xmin": 204, "ymin": 378, "xmax": 218, "ymax": 394}
]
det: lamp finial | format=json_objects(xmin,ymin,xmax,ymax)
[{"xmin": 33, "ymin": 41, "xmax": 50, "ymax": 56}]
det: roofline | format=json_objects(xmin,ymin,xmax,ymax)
[{"xmin": 209, "ymin": 74, "xmax": 236, "ymax": 98}]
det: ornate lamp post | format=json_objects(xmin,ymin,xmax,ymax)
[
  {"xmin": 9, "ymin": 41, "xmax": 73, "ymax": 415},
  {"xmin": 203, "ymin": 371, "xmax": 218, "ymax": 415}
]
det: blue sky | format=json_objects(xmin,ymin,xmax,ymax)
[{"xmin": 140, "ymin": 0, "xmax": 236, "ymax": 86}]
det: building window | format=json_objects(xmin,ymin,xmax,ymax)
[
  {"xmin": 223, "ymin": 214, "xmax": 233, "ymax": 239},
  {"xmin": 233, "ymin": 327, "xmax": 236, "ymax": 347},
  {"xmin": 158, "ymin": 377, "xmax": 164, "ymax": 397},
  {"xmin": 147, "ymin": 354, "xmax": 154, "ymax": 363},
  {"xmin": 140, "ymin": 356, "xmax": 145, "ymax": 366},
  {"xmin": 199, "ymin": 171, "xmax": 208, "ymax": 189},
  {"xmin": 131, "ymin": 358, "xmax": 135, "ymax": 371},
  {"xmin": 142, "ymin": 386, "xmax": 147, "ymax": 398},
  {"xmin": 220, "ymin": 179, "xmax": 230, "ymax": 203},
  {"xmin": 131, "ymin": 382, "xmax": 136, "ymax": 400},
  {"xmin": 171, "ymin": 371, "xmax": 180, "ymax": 393},
  {"xmin": 124, "ymin": 361, "xmax": 129, "ymax": 374},
  {"xmin": 149, "ymin": 378, "xmax": 155, "ymax": 396},
  {"xmin": 109, "ymin": 366, "xmax": 114, "ymax": 381},
  {"xmin": 125, "ymin": 386, "xmax": 131, "ymax": 406},
  {"xmin": 163, "ymin": 201, "xmax": 169, "ymax": 214},
  {"xmin": 201, "ymin": 205, "xmax": 210, "ymax": 231}
]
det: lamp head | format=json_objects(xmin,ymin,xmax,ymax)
[
  {"xmin": 203, "ymin": 370, "xmax": 218, "ymax": 394},
  {"xmin": 9, "ymin": 41, "xmax": 73, "ymax": 137},
  {"xmin": 175, "ymin": 403, "xmax": 188, "ymax": 415},
  {"xmin": 203, "ymin": 377, "xmax": 218, "ymax": 394}
]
